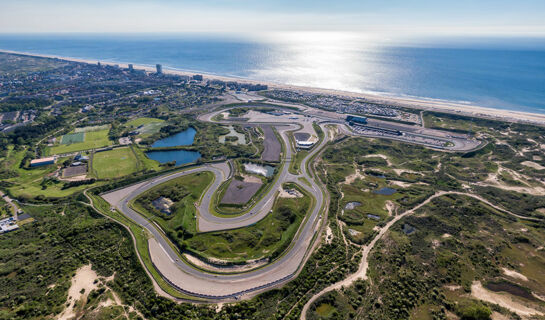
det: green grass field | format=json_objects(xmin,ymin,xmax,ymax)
[
  {"xmin": 60, "ymin": 132, "xmax": 84, "ymax": 144},
  {"xmin": 47, "ymin": 129, "xmax": 112, "ymax": 155},
  {"xmin": 126, "ymin": 117, "xmax": 165, "ymax": 137},
  {"xmin": 0, "ymin": 52, "xmax": 69, "ymax": 74},
  {"xmin": 289, "ymin": 149, "xmax": 309, "ymax": 174},
  {"xmin": 92, "ymin": 147, "xmax": 138, "ymax": 179},
  {"xmin": 90, "ymin": 194, "xmax": 199, "ymax": 300},
  {"xmin": 126, "ymin": 117, "xmax": 164, "ymax": 127}
]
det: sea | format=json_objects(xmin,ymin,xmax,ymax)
[{"xmin": 1, "ymin": 33, "xmax": 544, "ymax": 113}]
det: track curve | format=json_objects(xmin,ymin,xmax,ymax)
[{"xmin": 101, "ymin": 115, "xmax": 331, "ymax": 301}]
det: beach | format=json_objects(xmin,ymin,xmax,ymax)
[{"xmin": 3, "ymin": 49, "xmax": 545, "ymax": 126}]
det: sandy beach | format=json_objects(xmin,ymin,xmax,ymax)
[{"xmin": 3, "ymin": 49, "xmax": 545, "ymax": 126}]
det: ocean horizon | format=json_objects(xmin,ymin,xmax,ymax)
[{"xmin": 1, "ymin": 33, "xmax": 544, "ymax": 114}]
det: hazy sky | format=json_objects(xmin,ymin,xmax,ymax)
[{"xmin": 1, "ymin": 0, "xmax": 545, "ymax": 36}]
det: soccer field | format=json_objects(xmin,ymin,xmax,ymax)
[
  {"xmin": 60, "ymin": 132, "xmax": 84, "ymax": 144},
  {"xmin": 92, "ymin": 147, "xmax": 139, "ymax": 179},
  {"xmin": 47, "ymin": 129, "xmax": 112, "ymax": 155}
]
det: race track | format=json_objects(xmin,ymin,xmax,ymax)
[
  {"xmin": 101, "ymin": 102, "xmax": 482, "ymax": 301},
  {"xmin": 102, "ymin": 116, "xmax": 330, "ymax": 301}
]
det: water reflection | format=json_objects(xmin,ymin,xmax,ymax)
[{"xmin": 251, "ymin": 32, "xmax": 389, "ymax": 94}]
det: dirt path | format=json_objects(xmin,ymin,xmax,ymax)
[
  {"xmin": 301, "ymin": 191, "xmax": 448, "ymax": 319},
  {"xmin": 361, "ymin": 154, "xmax": 392, "ymax": 167},
  {"xmin": 450, "ymin": 191, "xmax": 542, "ymax": 221},
  {"xmin": 300, "ymin": 191, "xmax": 541, "ymax": 319},
  {"xmin": 336, "ymin": 190, "xmax": 349, "ymax": 248}
]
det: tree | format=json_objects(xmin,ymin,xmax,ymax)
[{"xmin": 459, "ymin": 301, "xmax": 492, "ymax": 320}]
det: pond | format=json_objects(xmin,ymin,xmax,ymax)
[
  {"xmin": 151, "ymin": 127, "xmax": 196, "ymax": 148},
  {"xmin": 146, "ymin": 150, "xmax": 201, "ymax": 166},
  {"xmin": 244, "ymin": 163, "xmax": 275, "ymax": 177},
  {"xmin": 367, "ymin": 171, "xmax": 386, "ymax": 178},
  {"xmin": 367, "ymin": 214, "xmax": 381, "ymax": 220},
  {"xmin": 373, "ymin": 187, "xmax": 397, "ymax": 195},
  {"xmin": 218, "ymin": 125, "xmax": 246, "ymax": 145},
  {"xmin": 344, "ymin": 201, "xmax": 362, "ymax": 210},
  {"xmin": 485, "ymin": 281, "xmax": 535, "ymax": 300},
  {"xmin": 402, "ymin": 224, "xmax": 416, "ymax": 235}
]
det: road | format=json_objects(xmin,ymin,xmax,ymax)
[
  {"xmin": 0, "ymin": 191, "xmax": 21, "ymax": 219},
  {"xmin": 101, "ymin": 115, "xmax": 331, "ymax": 300}
]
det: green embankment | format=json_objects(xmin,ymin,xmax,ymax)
[
  {"xmin": 131, "ymin": 172, "xmax": 214, "ymax": 245},
  {"xmin": 186, "ymin": 183, "xmax": 311, "ymax": 262}
]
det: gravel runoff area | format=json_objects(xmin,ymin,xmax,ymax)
[
  {"xmin": 259, "ymin": 125, "xmax": 281, "ymax": 162},
  {"xmin": 221, "ymin": 180, "xmax": 262, "ymax": 204},
  {"xmin": 62, "ymin": 164, "xmax": 88, "ymax": 178}
]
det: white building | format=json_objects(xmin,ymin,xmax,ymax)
[{"xmin": 296, "ymin": 140, "xmax": 315, "ymax": 149}]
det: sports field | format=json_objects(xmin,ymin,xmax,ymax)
[
  {"xmin": 60, "ymin": 132, "xmax": 84, "ymax": 144},
  {"xmin": 92, "ymin": 147, "xmax": 139, "ymax": 179},
  {"xmin": 47, "ymin": 129, "xmax": 112, "ymax": 155}
]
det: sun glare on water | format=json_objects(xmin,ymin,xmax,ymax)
[{"xmin": 251, "ymin": 31, "xmax": 388, "ymax": 93}]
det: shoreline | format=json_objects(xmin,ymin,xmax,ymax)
[{"xmin": 3, "ymin": 49, "xmax": 545, "ymax": 126}]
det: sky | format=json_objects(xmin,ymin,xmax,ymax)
[{"xmin": 1, "ymin": 0, "xmax": 545, "ymax": 37}]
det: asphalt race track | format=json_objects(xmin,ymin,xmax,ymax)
[
  {"xmin": 101, "ymin": 103, "xmax": 483, "ymax": 301},
  {"xmin": 102, "ymin": 116, "xmax": 330, "ymax": 301}
]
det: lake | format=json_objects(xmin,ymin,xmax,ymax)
[
  {"xmin": 373, "ymin": 187, "xmax": 397, "ymax": 195},
  {"xmin": 151, "ymin": 127, "xmax": 196, "ymax": 148},
  {"xmin": 146, "ymin": 150, "xmax": 201, "ymax": 166}
]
